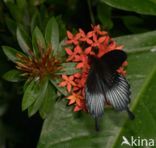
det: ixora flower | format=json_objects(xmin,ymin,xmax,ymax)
[{"xmin": 59, "ymin": 25, "xmax": 135, "ymax": 130}]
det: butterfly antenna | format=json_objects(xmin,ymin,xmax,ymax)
[
  {"xmin": 95, "ymin": 117, "xmax": 100, "ymax": 131},
  {"xmin": 126, "ymin": 107, "xmax": 135, "ymax": 120}
]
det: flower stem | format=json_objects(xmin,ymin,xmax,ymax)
[{"xmin": 87, "ymin": 0, "xmax": 95, "ymax": 25}]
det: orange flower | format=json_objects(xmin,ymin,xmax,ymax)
[
  {"xmin": 73, "ymin": 73, "xmax": 81, "ymax": 78},
  {"xmin": 61, "ymin": 25, "xmax": 126, "ymax": 113},
  {"xmin": 117, "ymin": 67, "xmax": 127, "ymax": 76},
  {"xmin": 65, "ymin": 46, "xmax": 82, "ymax": 61},
  {"xmin": 92, "ymin": 33, "xmax": 106, "ymax": 47},
  {"xmin": 73, "ymin": 72, "xmax": 88, "ymax": 91},
  {"xmin": 66, "ymin": 31, "xmax": 81, "ymax": 45},
  {"xmin": 97, "ymin": 38, "xmax": 123, "ymax": 58},
  {"xmin": 74, "ymin": 99, "xmax": 86, "ymax": 112},
  {"xmin": 92, "ymin": 25, "xmax": 107, "ymax": 35},
  {"xmin": 67, "ymin": 92, "xmax": 86, "ymax": 112},
  {"xmin": 117, "ymin": 61, "xmax": 128, "ymax": 76},
  {"xmin": 79, "ymin": 29, "xmax": 93, "ymax": 44},
  {"xmin": 76, "ymin": 55, "xmax": 89, "ymax": 69},
  {"xmin": 67, "ymin": 92, "xmax": 83, "ymax": 106},
  {"xmin": 59, "ymin": 75, "xmax": 76, "ymax": 92}
]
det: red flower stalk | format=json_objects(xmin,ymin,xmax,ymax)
[{"xmin": 16, "ymin": 47, "xmax": 61, "ymax": 80}]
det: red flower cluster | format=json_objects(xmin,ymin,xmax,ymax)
[{"xmin": 59, "ymin": 25, "xmax": 126, "ymax": 112}]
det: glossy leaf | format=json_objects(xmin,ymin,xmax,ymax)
[
  {"xmin": 114, "ymin": 30, "xmax": 156, "ymax": 53},
  {"xmin": 56, "ymin": 62, "xmax": 80, "ymax": 75},
  {"xmin": 57, "ymin": 39, "xmax": 66, "ymax": 57},
  {"xmin": 38, "ymin": 31, "xmax": 156, "ymax": 148},
  {"xmin": 22, "ymin": 80, "xmax": 38, "ymax": 111},
  {"xmin": 101, "ymin": 0, "xmax": 156, "ymax": 15},
  {"xmin": 29, "ymin": 0, "xmax": 45, "ymax": 6},
  {"xmin": 3, "ymin": 69, "xmax": 23, "ymax": 82},
  {"xmin": 5, "ymin": 17, "xmax": 17, "ymax": 36},
  {"xmin": 28, "ymin": 78, "xmax": 48, "ymax": 117},
  {"xmin": 32, "ymin": 26, "xmax": 46, "ymax": 57},
  {"xmin": 17, "ymin": 27, "xmax": 32, "ymax": 54},
  {"xmin": 97, "ymin": 2, "xmax": 113, "ymax": 30},
  {"xmin": 2, "ymin": 46, "xmax": 24, "ymax": 63},
  {"xmin": 31, "ymin": 11, "xmax": 41, "ymax": 33},
  {"xmin": 45, "ymin": 17, "xmax": 59, "ymax": 55},
  {"xmin": 5, "ymin": 2, "xmax": 22, "ymax": 22},
  {"xmin": 39, "ymin": 83, "xmax": 57, "ymax": 119},
  {"xmin": 16, "ymin": 0, "xmax": 27, "ymax": 10},
  {"xmin": 122, "ymin": 16, "xmax": 148, "ymax": 33}
]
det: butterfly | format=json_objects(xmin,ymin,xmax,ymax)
[{"xmin": 85, "ymin": 50, "xmax": 135, "ymax": 131}]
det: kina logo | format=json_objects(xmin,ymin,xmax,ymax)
[
  {"xmin": 121, "ymin": 136, "xmax": 131, "ymax": 146},
  {"xmin": 121, "ymin": 136, "xmax": 155, "ymax": 147}
]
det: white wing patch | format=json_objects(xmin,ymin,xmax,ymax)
[
  {"xmin": 85, "ymin": 87, "xmax": 105, "ymax": 118},
  {"xmin": 106, "ymin": 75, "xmax": 131, "ymax": 111}
]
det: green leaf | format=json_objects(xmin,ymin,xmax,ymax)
[
  {"xmin": 5, "ymin": 17, "xmax": 17, "ymax": 36},
  {"xmin": 31, "ymin": 11, "xmax": 41, "ymax": 33},
  {"xmin": 56, "ymin": 16, "xmax": 66, "ymax": 41},
  {"xmin": 28, "ymin": 78, "xmax": 48, "ymax": 117},
  {"xmin": 22, "ymin": 80, "xmax": 38, "ymax": 111},
  {"xmin": 114, "ymin": 30, "xmax": 156, "ymax": 53},
  {"xmin": 45, "ymin": 17, "xmax": 59, "ymax": 55},
  {"xmin": 57, "ymin": 39, "xmax": 66, "ymax": 57},
  {"xmin": 39, "ymin": 83, "xmax": 57, "ymax": 119},
  {"xmin": 17, "ymin": 27, "xmax": 32, "ymax": 54},
  {"xmin": 32, "ymin": 26, "xmax": 46, "ymax": 57},
  {"xmin": 3, "ymin": 70, "xmax": 23, "ymax": 82},
  {"xmin": 56, "ymin": 62, "xmax": 80, "ymax": 75},
  {"xmin": 101, "ymin": 0, "xmax": 156, "ymax": 15},
  {"xmin": 2, "ymin": 46, "xmax": 24, "ymax": 63},
  {"xmin": 122, "ymin": 16, "xmax": 149, "ymax": 33},
  {"xmin": 23, "ymin": 78, "xmax": 32, "ymax": 91},
  {"xmin": 16, "ymin": 0, "xmax": 27, "ymax": 10},
  {"xmin": 30, "ymin": 0, "xmax": 45, "ymax": 6},
  {"xmin": 38, "ymin": 31, "xmax": 156, "ymax": 148},
  {"xmin": 5, "ymin": 2, "xmax": 22, "ymax": 22},
  {"xmin": 97, "ymin": 2, "xmax": 113, "ymax": 30}
]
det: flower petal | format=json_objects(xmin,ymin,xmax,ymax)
[
  {"xmin": 67, "ymin": 31, "xmax": 73, "ymax": 39},
  {"xmin": 98, "ymin": 36, "xmax": 106, "ymax": 43},
  {"xmin": 62, "ymin": 75, "xmax": 68, "ymax": 80},
  {"xmin": 59, "ymin": 81, "xmax": 67, "ymax": 87},
  {"xmin": 85, "ymin": 47, "xmax": 92, "ymax": 54},
  {"xmin": 74, "ymin": 73, "xmax": 81, "ymax": 78},
  {"xmin": 76, "ymin": 62, "xmax": 84, "ymax": 69},
  {"xmin": 67, "ymin": 83, "xmax": 72, "ymax": 92},
  {"xmin": 65, "ymin": 48, "xmax": 73, "ymax": 55},
  {"xmin": 74, "ymin": 45, "xmax": 82, "ymax": 53},
  {"xmin": 69, "ymin": 75, "xmax": 74, "ymax": 80},
  {"xmin": 68, "ymin": 99, "xmax": 75, "ymax": 105},
  {"xmin": 74, "ymin": 105, "xmax": 82, "ymax": 112},
  {"xmin": 79, "ymin": 28, "xmax": 85, "ymax": 37}
]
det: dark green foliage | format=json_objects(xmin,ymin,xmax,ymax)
[{"xmin": 1, "ymin": 0, "xmax": 156, "ymax": 148}]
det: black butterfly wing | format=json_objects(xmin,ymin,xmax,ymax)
[
  {"xmin": 101, "ymin": 50, "xmax": 132, "ymax": 111},
  {"xmin": 104, "ymin": 74, "xmax": 131, "ymax": 111},
  {"xmin": 85, "ymin": 58, "xmax": 106, "ymax": 118},
  {"xmin": 101, "ymin": 50, "xmax": 127, "ymax": 71},
  {"xmin": 85, "ymin": 50, "xmax": 133, "ymax": 118}
]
